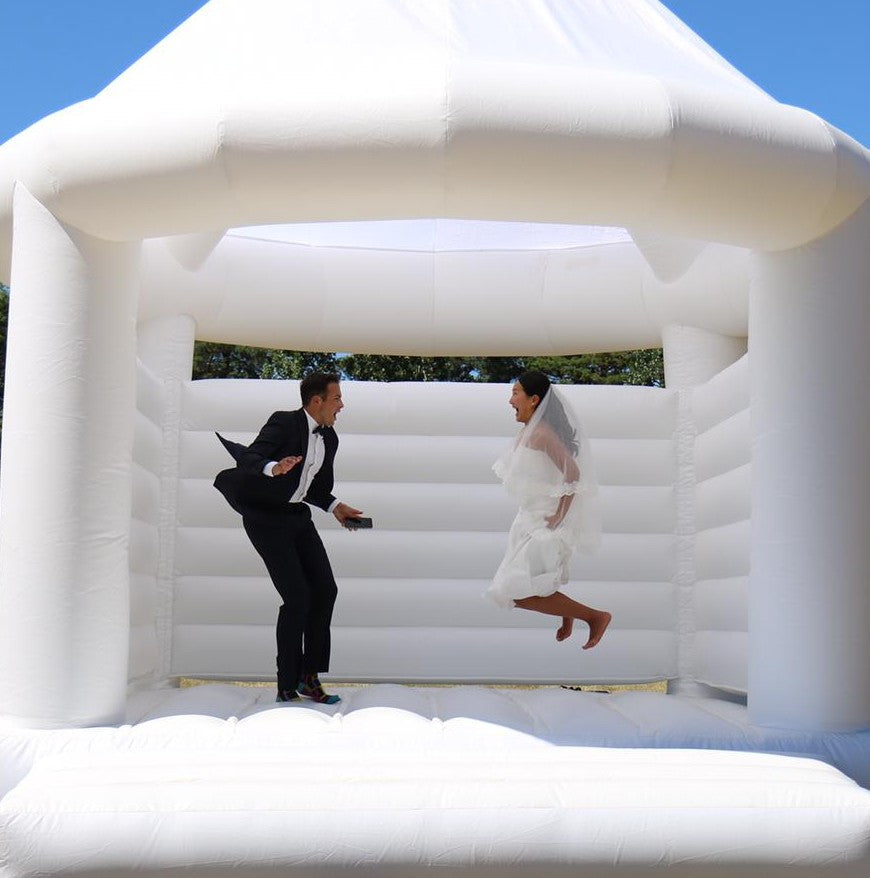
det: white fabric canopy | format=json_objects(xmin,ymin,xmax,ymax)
[
  {"xmin": 1, "ymin": 0, "xmax": 868, "ymax": 274},
  {"xmin": 230, "ymin": 219, "xmax": 634, "ymax": 251}
]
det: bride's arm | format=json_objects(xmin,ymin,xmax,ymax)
[
  {"xmin": 533, "ymin": 426, "xmax": 580, "ymax": 528},
  {"xmin": 532, "ymin": 425, "xmax": 580, "ymax": 483},
  {"xmin": 546, "ymin": 493, "xmax": 573, "ymax": 529}
]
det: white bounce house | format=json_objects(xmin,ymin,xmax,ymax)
[{"xmin": 1, "ymin": 0, "xmax": 870, "ymax": 872}]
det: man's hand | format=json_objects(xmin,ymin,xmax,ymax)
[
  {"xmin": 333, "ymin": 502, "xmax": 364, "ymax": 527},
  {"xmin": 271, "ymin": 456, "xmax": 302, "ymax": 476}
]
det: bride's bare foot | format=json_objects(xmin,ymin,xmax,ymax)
[
  {"xmin": 582, "ymin": 611, "xmax": 611, "ymax": 650},
  {"xmin": 556, "ymin": 617, "xmax": 573, "ymax": 641}
]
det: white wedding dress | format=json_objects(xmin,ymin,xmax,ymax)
[{"xmin": 486, "ymin": 446, "xmax": 592, "ymax": 608}]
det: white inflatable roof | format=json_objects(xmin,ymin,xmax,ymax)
[{"xmin": 1, "ymin": 0, "xmax": 869, "ymax": 282}]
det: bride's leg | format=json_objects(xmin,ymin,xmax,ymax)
[
  {"xmin": 515, "ymin": 592, "xmax": 611, "ymax": 649},
  {"xmin": 555, "ymin": 617, "xmax": 573, "ymax": 642}
]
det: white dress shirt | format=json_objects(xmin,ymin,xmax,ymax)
[{"xmin": 263, "ymin": 411, "xmax": 339, "ymax": 512}]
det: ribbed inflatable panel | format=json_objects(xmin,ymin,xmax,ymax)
[
  {"xmin": 692, "ymin": 356, "xmax": 750, "ymax": 694},
  {"xmin": 127, "ymin": 365, "xmax": 164, "ymax": 684},
  {"xmin": 167, "ymin": 379, "xmax": 679, "ymax": 684}
]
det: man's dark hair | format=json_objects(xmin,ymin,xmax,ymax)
[{"xmin": 300, "ymin": 372, "xmax": 340, "ymax": 406}]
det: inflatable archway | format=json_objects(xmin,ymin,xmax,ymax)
[{"xmin": 0, "ymin": 0, "xmax": 868, "ymax": 757}]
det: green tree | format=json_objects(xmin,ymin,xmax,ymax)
[
  {"xmin": 524, "ymin": 349, "xmax": 664, "ymax": 387},
  {"xmin": 192, "ymin": 342, "xmax": 339, "ymax": 380},
  {"xmin": 191, "ymin": 340, "xmax": 665, "ymax": 387},
  {"xmin": 340, "ymin": 354, "xmax": 478, "ymax": 382},
  {"xmin": 466, "ymin": 356, "xmax": 525, "ymax": 383},
  {"xmin": 261, "ymin": 350, "xmax": 341, "ymax": 379}
]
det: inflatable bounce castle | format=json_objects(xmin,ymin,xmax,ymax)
[{"xmin": 1, "ymin": 0, "xmax": 869, "ymax": 872}]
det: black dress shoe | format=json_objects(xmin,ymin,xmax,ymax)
[{"xmin": 276, "ymin": 688, "xmax": 301, "ymax": 702}]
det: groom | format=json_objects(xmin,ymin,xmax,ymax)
[{"xmin": 214, "ymin": 372, "xmax": 362, "ymax": 704}]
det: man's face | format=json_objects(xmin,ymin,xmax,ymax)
[{"xmin": 311, "ymin": 382, "xmax": 344, "ymax": 427}]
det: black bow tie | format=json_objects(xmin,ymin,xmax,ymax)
[{"xmin": 312, "ymin": 425, "xmax": 326, "ymax": 435}]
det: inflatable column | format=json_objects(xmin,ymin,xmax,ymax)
[
  {"xmin": 662, "ymin": 326, "xmax": 747, "ymax": 390},
  {"xmin": 137, "ymin": 315, "xmax": 196, "ymax": 682},
  {"xmin": 0, "ymin": 185, "xmax": 139, "ymax": 728},
  {"xmin": 662, "ymin": 326, "xmax": 747, "ymax": 698},
  {"xmin": 749, "ymin": 201, "xmax": 870, "ymax": 731}
]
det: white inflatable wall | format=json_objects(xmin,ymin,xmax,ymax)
[
  {"xmin": 168, "ymin": 378, "xmax": 680, "ymax": 685},
  {"xmin": 692, "ymin": 356, "xmax": 750, "ymax": 694},
  {"xmin": 130, "ymin": 361, "xmax": 163, "ymax": 684},
  {"xmin": 124, "ymin": 337, "xmax": 759, "ymax": 697}
]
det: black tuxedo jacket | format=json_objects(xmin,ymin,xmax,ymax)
[{"xmin": 214, "ymin": 409, "xmax": 338, "ymax": 515}]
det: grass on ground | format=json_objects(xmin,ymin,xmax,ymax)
[{"xmin": 179, "ymin": 679, "xmax": 668, "ymax": 694}]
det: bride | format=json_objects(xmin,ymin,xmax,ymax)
[{"xmin": 486, "ymin": 372, "xmax": 611, "ymax": 649}]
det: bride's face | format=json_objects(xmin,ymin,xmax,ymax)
[{"xmin": 510, "ymin": 383, "xmax": 539, "ymax": 424}]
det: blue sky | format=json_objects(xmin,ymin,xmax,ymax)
[{"xmin": 1, "ymin": 0, "xmax": 868, "ymax": 147}]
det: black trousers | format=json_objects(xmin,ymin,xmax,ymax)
[{"xmin": 242, "ymin": 504, "xmax": 338, "ymax": 692}]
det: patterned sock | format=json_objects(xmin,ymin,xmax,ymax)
[{"xmin": 297, "ymin": 674, "xmax": 341, "ymax": 704}]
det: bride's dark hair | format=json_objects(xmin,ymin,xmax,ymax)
[
  {"xmin": 517, "ymin": 370, "xmax": 550, "ymax": 402},
  {"xmin": 517, "ymin": 371, "xmax": 578, "ymax": 455}
]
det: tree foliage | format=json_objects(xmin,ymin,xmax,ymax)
[
  {"xmin": 524, "ymin": 349, "xmax": 664, "ymax": 387},
  {"xmin": 192, "ymin": 341, "xmax": 664, "ymax": 386},
  {"xmin": 192, "ymin": 343, "xmax": 340, "ymax": 380},
  {"xmin": 339, "ymin": 354, "xmax": 480, "ymax": 383}
]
